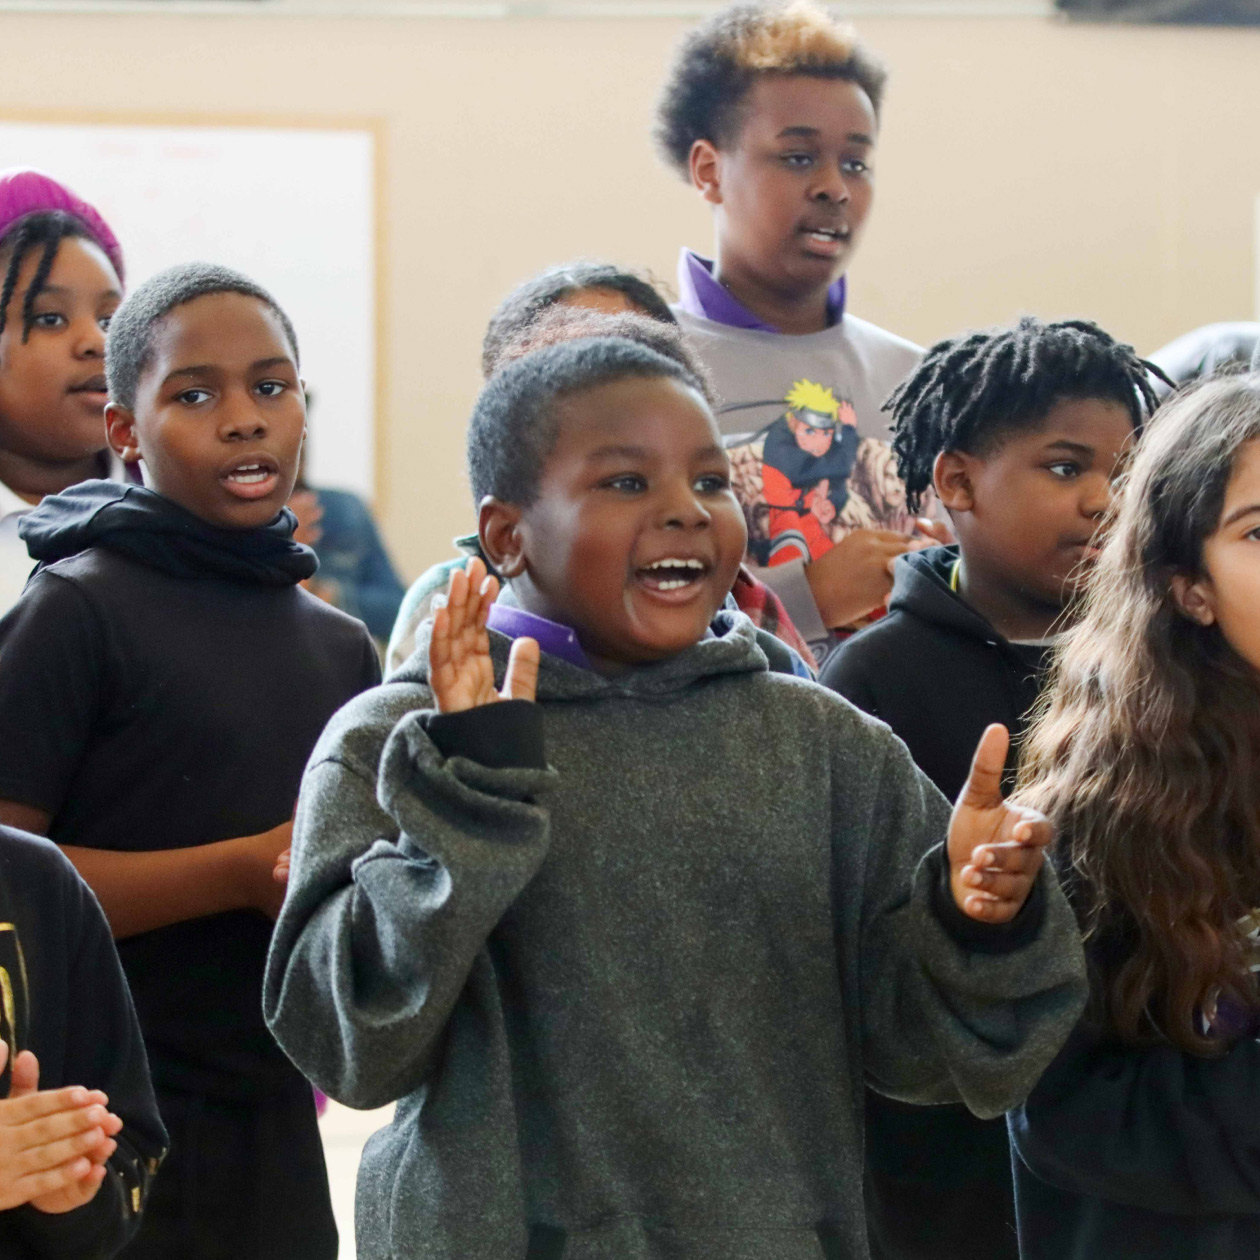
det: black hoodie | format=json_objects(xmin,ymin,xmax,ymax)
[
  {"xmin": 0, "ymin": 826, "xmax": 167, "ymax": 1260},
  {"xmin": 0, "ymin": 481, "xmax": 381, "ymax": 1100},
  {"xmin": 820, "ymin": 545, "xmax": 1055, "ymax": 1260},
  {"xmin": 821, "ymin": 545, "xmax": 1051, "ymax": 801}
]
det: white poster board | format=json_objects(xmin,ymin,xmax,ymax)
[{"xmin": 0, "ymin": 120, "xmax": 376, "ymax": 496}]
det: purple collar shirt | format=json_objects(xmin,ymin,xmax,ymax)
[
  {"xmin": 675, "ymin": 249, "xmax": 846, "ymax": 333},
  {"xmin": 486, "ymin": 601, "xmax": 592, "ymax": 671}
]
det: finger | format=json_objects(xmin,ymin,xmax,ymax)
[
  {"xmin": 959, "ymin": 894, "xmax": 1022, "ymax": 925},
  {"xmin": 474, "ymin": 573, "xmax": 500, "ymax": 631},
  {"xmin": 24, "ymin": 1124, "xmax": 109, "ymax": 1172},
  {"xmin": 998, "ymin": 809, "xmax": 1053, "ymax": 851},
  {"xmin": 500, "ymin": 637, "xmax": 540, "ymax": 703},
  {"xmin": 444, "ymin": 565, "xmax": 471, "ymax": 639},
  {"xmin": 428, "ymin": 603, "xmax": 452, "ymax": 673},
  {"xmin": 959, "ymin": 866, "xmax": 1035, "ymax": 901},
  {"xmin": 957, "ymin": 724, "xmax": 1010, "ymax": 811},
  {"xmin": 16, "ymin": 1098, "xmax": 108, "ymax": 1143},
  {"xmin": 9, "ymin": 1050, "xmax": 39, "ymax": 1099},
  {"xmin": 18, "ymin": 1155, "xmax": 95, "ymax": 1200}
]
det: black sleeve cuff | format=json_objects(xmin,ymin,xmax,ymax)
[
  {"xmin": 930, "ymin": 847, "xmax": 1047, "ymax": 954},
  {"xmin": 423, "ymin": 700, "xmax": 546, "ymax": 770}
]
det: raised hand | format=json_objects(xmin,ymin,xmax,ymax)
[
  {"xmin": 0, "ymin": 1044, "xmax": 120, "ymax": 1214},
  {"xmin": 429, "ymin": 558, "xmax": 539, "ymax": 714},
  {"xmin": 947, "ymin": 724, "xmax": 1052, "ymax": 924}
]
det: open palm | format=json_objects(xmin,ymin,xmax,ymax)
[{"xmin": 429, "ymin": 558, "xmax": 539, "ymax": 714}]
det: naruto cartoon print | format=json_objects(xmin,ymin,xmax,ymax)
[{"xmin": 724, "ymin": 379, "xmax": 917, "ymax": 567}]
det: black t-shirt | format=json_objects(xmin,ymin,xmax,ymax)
[
  {"xmin": 0, "ymin": 826, "xmax": 168, "ymax": 1260},
  {"xmin": 0, "ymin": 548, "xmax": 381, "ymax": 1098}
]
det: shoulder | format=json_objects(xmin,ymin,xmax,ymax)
[
  {"xmin": 314, "ymin": 487, "xmax": 373, "ymax": 528},
  {"xmin": 308, "ymin": 676, "xmax": 434, "ymax": 782},
  {"xmin": 0, "ymin": 826, "xmax": 87, "ymax": 919},
  {"xmin": 836, "ymin": 313, "xmax": 923, "ymax": 373},
  {"xmin": 823, "ymin": 610, "xmax": 925, "ymax": 681}
]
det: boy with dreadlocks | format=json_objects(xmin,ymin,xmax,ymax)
[
  {"xmin": 820, "ymin": 316, "xmax": 1165, "ymax": 1260},
  {"xmin": 656, "ymin": 1, "xmax": 946, "ymax": 664},
  {"xmin": 0, "ymin": 169, "xmax": 128, "ymax": 616}
]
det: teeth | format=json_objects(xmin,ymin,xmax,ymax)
[
  {"xmin": 227, "ymin": 465, "xmax": 270, "ymax": 484},
  {"xmin": 654, "ymin": 579, "xmax": 693, "ymax": 591},
  {"xmin": 645, "ymin": 558, "xmax": 705, "ymax": 571}
]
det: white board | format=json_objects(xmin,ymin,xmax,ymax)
[{"xmin": 0, "ymin": 121, "xmax": 376, "ymax": 496}]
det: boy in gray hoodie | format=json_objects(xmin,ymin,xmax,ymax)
[{"xmin": 264, "ymin": 337, "xmax": 1087, "ymax": 1260}]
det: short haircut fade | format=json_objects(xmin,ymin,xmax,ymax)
[
  {"xmin": 467, "ymin": 336, "xmax": 706, "ymax": 507},
  {"xmin": 106, "ymin": 262, "xmax": 299, "ymax": 409},
  {"xmin": 655, "ymin": 0, "xmax": 887, "ymax": 177}
]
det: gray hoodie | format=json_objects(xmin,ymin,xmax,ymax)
[{"xmin": 264, "ymin": 613, "xmax": 1085, "ymax": 1260}]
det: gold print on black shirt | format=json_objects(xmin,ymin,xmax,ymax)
[{"xmin": 0, "ymin": 924, "xmax": 29, "ymax": 1095}]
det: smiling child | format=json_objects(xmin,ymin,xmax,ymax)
[
  {"xmin": 0, "ymin": 263, "xmax": 381, "ymax": 1259},
  {"xmin": 822, "ymin": 316, "xmax": 1165, "ymax": 1260},
  {"xmin": 0, "ymin": 169, "xmax": 127, "ymax": 615},
  {"xmin": 266, "ymin": 335, "xmax": 1086, "ymax": 1260},
  {"xmin": 656, "ymin": 2, "xmax": 943, "ymax": 662}
]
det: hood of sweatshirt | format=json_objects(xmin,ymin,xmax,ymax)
[
  {"xmin": 888, "ymin": 544, "xmax": 1028, "ymax": 653},
  {"xmin": 393, "ymin": 607, "xmax": 772, "ymax": 704},
  {"xmin": 18, "ymin": 480, "xmax": 317, "ymax": 587}
]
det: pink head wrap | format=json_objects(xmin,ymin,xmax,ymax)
[{"xmin": 0, "ymin": 168, "xmax": 124, "ymax": 284}]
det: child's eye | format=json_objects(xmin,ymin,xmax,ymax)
[
  {"xmin": 603, "ymin": 474, "xmax": 646, "ymax": 494},
  {"xmin": 841, "ymin": 158, "xmax": 870, "ymax": 176},
  {"xmin": 782, "ymin": 152, "xmax": 816, "ymax": 169},
  {"xmin": 98, "ymin": 314, "xmax": 114, "ymax": 332},
  {"xmin": 256, "ymin": 380, "xmax": 288, "ymax": 397},
  {"xmin": 1047, "ymin": 461, "xmax": 1081, "ymax": 479},
  {"xmin": 30, "ymin": 311, "xmax": 66, "ymax": 331},
  {"xmin": 695, "ymin": 473, "xmax": 731, "ymax": 494},
  {"xmin": 176, "ymin": 388, "xmax": 213, "ymax": 406}
]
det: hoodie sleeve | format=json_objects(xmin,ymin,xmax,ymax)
[
  {"xmin": 1010, "ymin": 1020, "xmax": 1260, "ymax": 1216},
  {"xmin": 0, "ymin": 572, "xmax": 105, "ymax": 815},
  {"xmin": 264, "ymin": 695, "xmax": 556, "ymax": 1110},
  {"xmin": 10, "ymin": 847, "xmax": 166, "ymax": 1260},
  {"xmin": 851, "ymin": 727, "xmax": 1087, "ymax": 1118}
]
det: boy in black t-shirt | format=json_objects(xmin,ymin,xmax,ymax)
[
  {"xmin": 0, "ymin": 824, "xmax": 167, "ymax": 1260},
  {"xmin": 0, "ymin": 263, "xmax": 381, "ymax": 1259},
  {"xmin": 821, "ymin": 317, "xmax": 1165, "ymax": 1260}
]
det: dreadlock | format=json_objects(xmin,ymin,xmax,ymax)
[
  {"xmin": 887, "ymin": 316, "xmax": 1170, "ymax": 512},
  {"xmin": 0, "ymin": 210, "xmax": 97, "ymax": 343}
]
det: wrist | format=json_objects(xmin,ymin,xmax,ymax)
[{"xmin": 223, "ymin": 834, "xmax": 265, "ymax": 913}]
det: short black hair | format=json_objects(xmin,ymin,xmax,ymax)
[
  {"xmin": 888, "ymin": 316, "xmax": 1169, "ymax": 512},
  {"xmin": 467, "ymin": 336, "xmax": 705, "ymax": 507},
  {"xmin": 655, "ymin": 1, "xmax": 887, "ymax": 177},
  {"xmin": 106, "ymin": 262, "xmax": 299, "ymax": 409},
  {"xmin": 481, "ymin": 261, "xmax": 675, "ymax": 378},
  {"xmin": 0, "ymin": 211, "xmax": 99, "ymax": 343},
  {"xmin": 490, "ymin": 305, "xmax": 714, "ymax": 401}
]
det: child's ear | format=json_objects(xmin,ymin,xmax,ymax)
[
  {"xmin": 478, "ymin": 497, "xmax": 526, "ymax": 579},
  {"xmin": 104, "ymin": 402, "xmax": 142, "ymax": 464},
  {"xmin": 1170, "ymin": 573, "xmax": 1218, "ymax": 627},
  {"xmin": 689, "ymin": 139, "xmax": 724, "ymax": 207},
  {"xmin": 934, "ymin": 450, "xmax": 976, "ymax": 513}
]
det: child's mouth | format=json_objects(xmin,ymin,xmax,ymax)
[
  {"xmin": 634, "ymin": 557, "xmax": 710, "ymax": 602},
  {"xmin": 800, "ymin": 226, "xmax": 849, "ymax": 256},
  {"xmin": 221, "ymin": 459, "xmax": 281, "ymax": 501}
]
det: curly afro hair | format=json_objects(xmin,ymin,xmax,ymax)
[{"xmin": 655, "ymin": 0, "xmax": 887, "ymax": 178}]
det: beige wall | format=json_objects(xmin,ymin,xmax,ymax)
[{"xmin": 1, "ymin": 10, "xmax": 1257, "ymax": 579}]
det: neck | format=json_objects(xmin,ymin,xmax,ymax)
[
  {"xmin": 710, "ymin": 252, "xmax": 832, "ymax": 336},
  {"xmin": 956, "ymin": 556, "xmax": 1074, "ymax": 643},
  {"xmin": 0, "ymin": 449, "xmax": 104, "ymax": 504}
]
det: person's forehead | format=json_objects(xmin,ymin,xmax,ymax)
[
  {"xmin": 148, "ymin": 292, "xmax": 293, "ymax": 367},
  {"xmin": 551, "ymin": 375, "xmax": 717, "ymax": 449},
  {"xmin": 740, "ymin": 74, "xmax": 878, "ymax": 140},
  {"xmin": 17, "ymin": 235, "xmax": 120, "ymax": 295},
  {"xmin": 1030, "ymin": 396, "xmax": 1136, "ymax": 445}
]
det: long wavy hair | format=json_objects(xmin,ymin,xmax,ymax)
[{"xmin": 1017, "ymin": 374, "xmax": 1260, "ymax": 1054}]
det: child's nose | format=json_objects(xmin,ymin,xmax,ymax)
[
  {"xmin": 221, "ymin": 398, "xmax": 269, "ymax": 442},
  {"xmin": 74, "ymin": 319, "xmax": 105, "ymax": 359},
  {"xmin": 810, "ymin": 164, "xmax": 851, "ymax": 205},
  {"xmin": 659, "ymin": 484, "xmax": 710, "ymax": 530}
]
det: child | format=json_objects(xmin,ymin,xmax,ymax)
[
  {"xmin": 1010, "ymin": 373, "xmax": 1260, "ymax": 1259},
  {"xmin": 820, "ymin": 317, "xmax": 1164, "ymax": 1260},
  {"xmin": 386, "ymin": 294, "xmax": 814, "ymax": 675},
  {"xmin": 0, "ymin": 168, "xmax": 128, "ymax": 615},
  {"xmin": 0, "ymin": 823, "xmax": 167, "ymax": 1259},
  {"xmin": 655, "ymin": 1, "xmax": 947, "ymax": 661},
  {"xmin": 0, "ymin": 263, "xmax": 381, "ymax": 1259},
  {"xmin": 265, "ymin": 335, "xmax": 1087, "ymax": 1260}
]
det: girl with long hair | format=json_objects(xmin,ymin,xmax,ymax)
[{"xmin": 1010, "ymin": 372, "xmax": 1260, "ymax": 1260}]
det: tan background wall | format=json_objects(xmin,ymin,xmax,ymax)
[{"xmin": 1, "ymin": 10, "xmax": 1256, "ymax": 579}]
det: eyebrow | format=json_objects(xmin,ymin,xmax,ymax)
[
  {"xmin": 23, "ymin": 283, "xmax": 123, "ymax": 301},
  {"xmin": 586, "ymin": 443, "xmax": 726, "ymax": 462},
  {"xmin": 1042, "ymin": 440, "xmax": 1096, "ymax": 456},
  {"xmin": 776, "ymin": 126, "xmax": 874, "ymax": 145},
  {"xmin": 1221, "ymin": 502, "xmax": 1260, "ymax": 528},
  {"xmin": 161, "ymin": 356, "xmax": 293, "ymax": 386}
]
